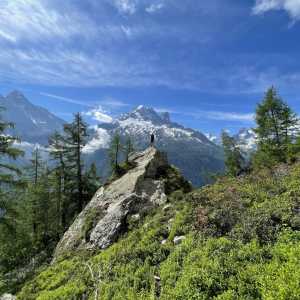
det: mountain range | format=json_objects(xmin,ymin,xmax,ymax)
[
  {"xmin": 85, "ymin": 105, "xmax": 225, "ymax": 186},
  {"xmin": 0, "ymin": 91, "xmax": 229, "ymax": 186}
]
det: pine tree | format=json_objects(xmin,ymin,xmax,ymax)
[
  {"xmin": 27, "ymin": 147, "xmax": 44, "ymax": 184},
  {"xmin": 63, "ymin": 113, "xmax": 88, "ymax": 213},
  {"xmin": 0, "ymin": 108, "xmax": 24, "ymax": 186},
  {"xmin": 49, "ymin": 131, "xmax": 67, "ymax": 233},
  {"xmin": 26, "ymin": 147, "xmax": 46, "ymax": 239},
  {"xmin": 109, "ymin": 133, "xmax": 122, "ymax": 174},
  {"xmin": 124, "ymin": 136, "xmax": 135, "ymax": 163},
  {"xmin": 221, "ymin": 131, "xmax": 245, "ymax": 177},
  {"xmin": 253, "ymin": 87, "xmax": 298, "ymax": 166},
  {"xmin": 0, "ymin": 107, "xmax": 23, "ymax": 228}
]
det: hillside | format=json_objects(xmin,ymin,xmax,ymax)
[{"xmin": 13, "ymin": 150, "xmax": 300, "ymax": 300}]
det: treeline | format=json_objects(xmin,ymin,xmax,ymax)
[
  {"xmin": 222, "ymin": 87, "xmax": 300, "ymax": 176},
  {"xmin": 0, "ymin": 113, "xmax": 100, "ymax": 287}
]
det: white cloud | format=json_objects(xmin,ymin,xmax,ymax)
[
  {"xmin": 112, "ymin": 0, "xmax": 137, "ymax": 14},
  {"xmin": 146, "ymin": 3, "xmax": 164, "ymax": 13},
  {"xmin": 84, "ymin": 106, "xmax": 113, "ymax": 123},
  {"xmin": 195, "ymin": 111, "xmax": 254, "ymax": 122},
  {"xmin": 253, "ymin": 0, "xmax": 300, "ymax": 21},
  {"xmin": 82, "ymin": 127, "xmax": 111, "ymax": 153}
]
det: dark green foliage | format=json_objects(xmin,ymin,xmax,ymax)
[
  {"xmin": 221, "ymin": 131, "xmax": 245, "ymax": 176},
  {"xmin": 253, "ymin": 87, "xmax": 298, "ymax": 167}
]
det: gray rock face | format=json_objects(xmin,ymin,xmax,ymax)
[{"xmin": 54, "ymin": 147, "xmax": 188, "ymax": 260}]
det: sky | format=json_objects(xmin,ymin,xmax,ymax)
[{"xmin": 1, "ymin": 0, "xmax": 300, "ymax": 136}]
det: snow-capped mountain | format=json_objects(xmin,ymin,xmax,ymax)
[
  {"xmin": 205, "ymin": 133, "xmax": 220, "ymax": 145},
  {"xmin": 85, "ymin": 106, "xmax": 225, "ymax": 186},
  {"xmin": 0, "ymin": 91, "xmax": 64, "ymax": 144},
  {"xmin": 234, "ymin": 128, "xmax": 257, "ymax": 153}
]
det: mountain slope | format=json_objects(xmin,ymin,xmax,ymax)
[
  {"xmin": 17, "ymin": 156, "xmax": 300, "ymax": 299},
  {"xmin": 85, "ymin": 106, "xmax": 225, "ymax": 186},
  {"xmin": 0, "ymin": 91, "xmax": 64, "ymax": 144}
]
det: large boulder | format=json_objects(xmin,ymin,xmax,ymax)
[{"xmin": 53, "ymin": 147, "xmax": 190, "ymax": 260}]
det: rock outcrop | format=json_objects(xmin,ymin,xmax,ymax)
[{"xmin": 54, "ymin": 147, "xmax": 191, "ymax": 260}]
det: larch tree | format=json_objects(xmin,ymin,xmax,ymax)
[{"xmin": 253, "ymin": 87, "xmax": 298, "ymax": 167}]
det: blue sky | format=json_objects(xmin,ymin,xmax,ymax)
[{"xmin": 1, "ymin": 0, "xmax": 300, "ymax": 136}]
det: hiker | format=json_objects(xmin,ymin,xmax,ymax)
[{"xmin": 150, "ymin": 133, "xmax": 155, "ymax": 146}]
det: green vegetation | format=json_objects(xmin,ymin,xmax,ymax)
[
  {"xmin": 253, "ymin": 87, "xmax": 298, "ymax": 167},
  {"xmin": 1, "ymin": 87, "xmax": 300, "ymax": 298},
  {"xmin": 17, "ymin": 161, "xmax": 300, "ymax": 299},
  {"xmin": 221, "ymin": 130, "xmax": 245, "ymax": 176},
  {"xmin": 0, "ymin": 113, "xmax": 101, "ymax": 295}
]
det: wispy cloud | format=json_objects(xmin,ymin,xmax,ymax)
[
  {"xmin": 145, "ymin": 3, "xmax": 164, "ymax": 13},
  {"xmin": 0, "ymin": 0, "xmax": 299, "ymax": 96},
  {"xmin": 152, "ymin": 106, "xmax": 254, "ymax": 123},
  {"xmin": 40, "ymin": 92, "xmax": 92, "ymax": 107},
  {"xmin": 111, "ymin": 0, "xmax": 137, "ymax": 15},
  {"xmin": 0, "ymin": 0, "xmax": 97, "ymax": 44},
  {"xmin": 200, "ymin": 111, "xmax": 254, "ymax": 122},
  {"xmin": 253, "ymin": 0, "xmax": 300, "ymax": 22}
]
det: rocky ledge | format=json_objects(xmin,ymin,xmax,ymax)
[{"xmin": 53, "ymin": 147, "xmax": 191, "ymax": 260}]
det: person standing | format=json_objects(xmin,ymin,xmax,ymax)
[{"xmin": 150, "ymin": 133, "xmax": 155, "ymax": 147}]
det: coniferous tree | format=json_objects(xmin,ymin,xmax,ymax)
[
  {"xmin": 63, "ymin": 113, "xmax": 88, "ymax": 213},
  {"xmin": 253, "ymin": 87, "xmax": 298, "ymax": 167},
  {"xmin": 27, "ymin": 147, "xmax": 44, "ymax": 184},
  {"xmin": 124, "ymin": 136, "xmax": 135, "ymax": 163},
  {"xmin": 0, "ymin": 107, "xmax": 23, "ymax": 228},
  {"xmin": 26, "ymin": 147, "xmax": 46, "ymax": 239},
  {"xmin": 222, "ymin": 131, "xmax": 245, "ymax": 177},
  {"xmin": 49, "ymin": 131, "xmax": 67, "ymax": 233},
  {"xmin": 109, "ymin": 133, "xmax": 122, "ymax": 174}
]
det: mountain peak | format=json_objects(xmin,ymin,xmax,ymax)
[
  {"xmin": 120, "ymin": 105, "xmax": 171, "ymax": 125},
  {"xmin": 5, "ymin": 90, "xmax": 28, "ymax": 104},
  {"xmin": 7, "ymin": 90, "xmax": 25, "ymax": 97},
  {"xmin": 0, "ymin": 90, "xmax": 64, "ymax": 144}
]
